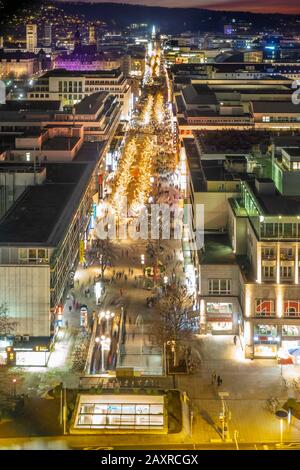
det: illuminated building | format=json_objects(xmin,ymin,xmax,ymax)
[
  {"xmin": 27, "ymin": 68, "xmax": 132, "ymax": 120},
  {"xmin": 26, "ymin": 24, "xmax": 37, "ymax": 53},
  {"xmin": 0, "ymin": 160, "xmax": 102, "ymax": 350},
  {"xmin": 44, "ymin": 24, "xmax": 52, "ymax": 48},
  {"xmin": 0, "ymin": 51, "xmax": 40, "ymax": 79}
]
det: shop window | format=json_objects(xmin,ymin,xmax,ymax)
[
  {"xmin": 284, "ymin": 301, "xmax": 300, "ymax": 317},
  {"xmin": 255, "ymin": 299, "xmax": 275, "ymax": 317},
  {"xmin": 282, "ymin": 325, "xmax": 300, "ymax": 336},
  {"xmin": 254, "ymin": 324, "xmax": 277, "ymax": 337}
]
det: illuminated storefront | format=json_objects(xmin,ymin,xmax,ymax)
[
  {"xmin": 253, "ymin": 324, "xmax": 279, "ymax": 357},
  {"xmin": 6, "ymin": 337, "xmax": 51, "ymax": 367},
  {"xmin": 206, "ymin": 302, "xmax": 233, "ymax": 333},
  {"xmin": 72, "ymin": 394, "xmax": 167, "ymax": 433}
]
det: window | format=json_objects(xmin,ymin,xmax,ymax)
[
  {"xmin": 262, "ymin": 247, "xmax": 275, "ymax": 259},
  {"xmin": 28, "ymin": 249, "xmax": 36, "ymax": 261},
  {"xmin": 208, "ymin": 279, "xmax": 231, "ymax": 295},
  {"xmin": 282, "ymin": 325, "xmax": 300, "ymax": 336},
  {"xmin": 262, "ymin": 266, "xmax": 274, "ymax": 279},
  {"xmin": 255, "ymin": 299, "xmax": 275, "ymax": 317},
  {"xmin": 281, "ymin": 247, "xmax": 293, "ymax": 258},
  {"xmin": 254, "ymin": 324, "xmax": 277, "ymax": 337},
  {"xmin": 19, "ymin": 248, "xmax": 27, "ymax": 262},
  {"xmin": 284, "ymin": 301, "xmax": 300, "ymax": 317},
  {"xmin": 280, "ymin": 266, "xmax": 292, "ymax": 279},
  {"xmin": 262, "ymin": 116, "xmax": 270, "ymax": 122}
]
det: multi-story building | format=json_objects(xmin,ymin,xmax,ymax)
[
  {"xmin": 26, "ymin": 24, "xmax": 38, "ymax": 53},
  {"xmin": 26, "ymin": 69, "xmax": 132, "ymax": 120},
  {"xmin": 228, "ymin": 175, "xmax": 300, "ymax": 360},
  {"xmin": 0, "ymin": 92, "xmax": 121, "ymax": 151},
  {"xmin": 0, "ymin": 160, "xmax": 99, "ymax": 338},
  {"xmin": 44, "ymin": 24, "xmax": 52, "ymax": 48},
  {"xmin": 0, "ymin": 51, "xmax": 40, "ymax": 79},
  {"xmin": 184, "ymin": 131, "xmax": 300, "ymax": 362}
]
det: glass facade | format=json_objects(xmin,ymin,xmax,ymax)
[{"xmin": 74, "ymin": 396, "xmax": 165, "ymax": 431}]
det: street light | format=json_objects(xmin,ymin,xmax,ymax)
[
  {"xmin": 12, "ymin": 378, "xmax": 17, "ymax": 397},
  {"xmin": 100, "ymin": 335, "xmax": 111, "ymax": 373},
  {"xmin": 141, "ymin": 254, "xmax": 145, "ymax": 277},
  {"xmin": 219, "ymin": 392, "xmax": 231, "ymax": 442},
  {"xmin": 163, "ymin": 275, "xmax": 168, "ymax": 293}
]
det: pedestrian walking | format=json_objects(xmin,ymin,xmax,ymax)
[
  {"xmin": 217, "ymin": 375, "xmax": 222, "ymax": 387},
  {"xmin": 233, "ymin": 335, "xmax": 237, "ymax": 346}
]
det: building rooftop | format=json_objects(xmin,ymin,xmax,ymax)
[
  {"xmin": 195, "ymin": 130, "xmax": 271, "ymax": 154},
  {"xmin": 74, "ymin": 91, "xmax": 108, "ymax": 115},
  {"xmin": 0, "ymin": 101, "xmax": 61, "ymax": 112},
  {"xmin": 252, "ymin": 101, "xmax": 300, "ymax": 114},
  {"xmin": 42, "ymin": 136, "xmax": 80, "ymax": 151},
  {"xmin": 74, "ymin": 141, "xmax": 106, "ymax": 162},
  {"xmin": 198, "ymin": 234, "xmax": 236, "ymax": 265},
  {"xmin": 0, "ymin": 162, "xmax": 95, "ymax": 246},
  {"xmin": 41, "ymin": 68, "xmax": 122, "ymax": 78},
  {"xmin": 182, "ymin": 85, "xmax": 218, "ymax": 106},
  {"xmin": 247, "ymin": 180, "xmax": 300, "ymax": 216}
]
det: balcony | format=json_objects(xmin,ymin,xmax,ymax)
[{"xmin": 262, "ymin": 253, "xmax": 276, "ymax": 261}]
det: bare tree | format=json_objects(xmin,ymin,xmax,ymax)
[
  {"xmin": 95, "ymin": 238, "xmax": 115, "ymax": 280},
  {"xmin": 151, "ymin": 285, "xmax": 195, "ymax": 366},
  {"xmin": 0, "ymin": 304, "xmax": 16, "ymax": 337}
]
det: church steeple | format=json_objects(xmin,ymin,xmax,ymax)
[{"xmin": 74, "ymin": 29, "xmax": 81, "ymax": 52}]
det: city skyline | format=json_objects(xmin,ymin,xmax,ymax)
[
  {"xmin": 1, "ymin": 0, "xmax": 300, "ymax": 454},
  {"xmin": 57, "ymin": 0, "xmax": 300, "ymax": 14}
]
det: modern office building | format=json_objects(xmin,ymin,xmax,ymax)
[
  {"xmin": 26, "ymin": 24, "xmax": 38, "ymax": 53},
  {"xmin": 44, "ymin": 24, "xmax": 52, "ymax": 48}
]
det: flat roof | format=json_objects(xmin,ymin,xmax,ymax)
[
  {"xmin": 198, "ymin": 234, "xmax": 236, "ymax": 265},
  {"xmin": 41, "ymin": 68, "xmax": 122, "ymax": 78},
  {"xmin": 195, "ymin": 130, "xmax": 271, "ymax": 154},
  {"xmin": 281, "ymin": 147, "xmax": 300, "ymax": 158},
  {"xmin": 182, "ymin": 85, "xmax": 218, "ymax": 106},
  {"xmin": 0, "ymin": 162, "xmax": 95, "ymax": 246},
  {"xmin": 0, "ymin": 101, "xmax": 61, "ymax": 112},
  {"xmin": 247, "ymin": 180, "xmax": 300, "ymax": 216},
  {"xmin": 252, "ymin": 101, "xmax": 300, "ymax": 113},
  {"xmin": 74, "ymin": 140, "xmax": 106, "ymax": 162},
  {"xmin": 42, "ymin": 136, "xmax": 80, "ymax": 151}
]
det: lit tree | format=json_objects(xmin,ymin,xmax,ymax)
[
  {"xmin": 151, "ymin": 285, "xmax": 195, "ymax": 366},
  {"xmin": 0, "ymin": 304, "xmax": 16, "ymax": 337}
]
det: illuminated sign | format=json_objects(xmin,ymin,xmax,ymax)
[{"xmin": 79, "ymin": 240, "xmax": 85, "ymax": 263}]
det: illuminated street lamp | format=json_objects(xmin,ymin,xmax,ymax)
[
  {"xmin": 141, "ymin": 254, "xmax": 145, "ymax": 278},
  {"xmin": 12, "ymin": 378, "xmax": 17, "ymax": 397},
  {"xmin": 163, "ymin": 275, "xmax": 168, "ymax": 293},
  {"xmin": 100, "ymin": 335, "xmax": 111, "ymax": 373}
]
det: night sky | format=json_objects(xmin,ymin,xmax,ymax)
[{"xmin": 59, "ymin": 0, "xmax": 300, "ymax": 14}]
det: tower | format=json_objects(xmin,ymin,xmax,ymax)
[
  {"xmin": 89, "ymin": 25, "xmax": 96, "ymax": 45},
  {"xmin": 44, "ymin": 24, "xmax": 52, "ymax": 48},
  {"xmin": 26, "ymin": 24, "xmax": 37, "ymax": 53}
]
